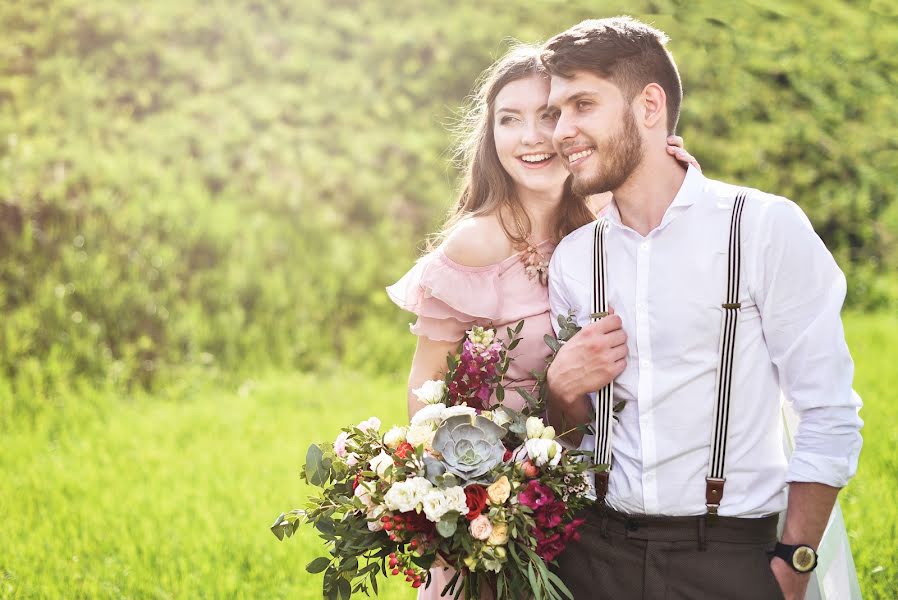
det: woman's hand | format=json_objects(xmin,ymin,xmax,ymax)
[{"xmin": 666, "ymin": 135, "xmax": 701, "ymax": 172}]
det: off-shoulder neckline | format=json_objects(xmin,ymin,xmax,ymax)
[{"xmin": 434, "ymin": 238, "xmax": 555, "ymax": 273}]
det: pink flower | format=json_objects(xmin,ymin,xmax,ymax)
[
  {"xmin": 563, "ymin": 518, "xmax": 586, "ymax": 543},
  {"xmin": 518, "ymin": 480, "xmax": 554, "ymax": 510},
  {"xmin": 535, "ymin": 532, "xmax": 565, "ymax": 562},
  {"xmin": 357, "ymin": 417, "xmax": 381, "ymax": 432},
  {"xmin": 333, "ymin": 431, "xmax": 350, "ymax": 457},
  {"xmin": 534, "ymin": 501, "xmax": 565, "ymax": 529},
  {"xmin": 469, "ymin": 514, "xmax": 493, "ymax": 541}
]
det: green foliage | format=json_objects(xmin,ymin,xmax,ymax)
[{"xmin": 0, "ymin": 0, "xmax": 895, "ymax": 398}]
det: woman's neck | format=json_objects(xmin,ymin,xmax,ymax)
[{"xmin": 516, "ymin": 186, "xmax": 563, "ymax": 242}]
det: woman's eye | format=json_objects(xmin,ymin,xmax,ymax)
[
  {"xmin": 577, "ymin": 101, "xmax": 591, "ymax": 111},
  {"xmin": 500, "ymin": 116, "xmax": 517, "ymax": 125},
  {"xmin": 541, "ymin": 112, "xmax": 557, "ymax": 122}
]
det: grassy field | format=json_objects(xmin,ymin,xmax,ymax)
[{"xmin": 1, "ymin": 312, "xmax": 896, "ymax": 599}]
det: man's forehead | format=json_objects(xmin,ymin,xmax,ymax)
[{"xmin": 548, "ymin": 71, "xmax": 614, "ymax": 103}]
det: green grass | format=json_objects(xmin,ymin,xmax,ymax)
[{"xmin": 1, "ymin": 312, "xmax": 896, "ymax": 599}]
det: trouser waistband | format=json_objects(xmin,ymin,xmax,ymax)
[{"xmin": 594, "ymin": 504, "xmax": 779, "ymax": 545}]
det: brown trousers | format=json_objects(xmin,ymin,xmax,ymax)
[{"xmin": 554, "ymin": 506, "xmax": 784, "ymax": 600}]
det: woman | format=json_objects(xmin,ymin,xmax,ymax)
[{"xmin": 386, "ymin": 44, "xmax": 698, "ymax": 599}]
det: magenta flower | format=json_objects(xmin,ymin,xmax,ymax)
[{"xmin": 518, "ymin": 480, "xmax": 555, "ymax": 510}]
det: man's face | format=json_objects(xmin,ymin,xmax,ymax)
[{"xmin": 547, "ymin": 70, "xmax": 644, "ymax": 196}]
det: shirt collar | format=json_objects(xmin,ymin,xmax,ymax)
[{"xmin": 604, "ymin": 164, "xmax": 706, "ymax": 231}]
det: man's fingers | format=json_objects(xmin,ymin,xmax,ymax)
[
  {"xmin": 596, "ymin": 313, "xmax": 623, "ymax": 333},
  {"xmin": 606, "ymin": 329, "xmax": 627, "ymax": 349}
]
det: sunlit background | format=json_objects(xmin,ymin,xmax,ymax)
[{"xmin": 1, "ymin": 1, "xmax": 896, "ymax": 598}]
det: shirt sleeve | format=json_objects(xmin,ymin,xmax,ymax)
[{"xmin": 750, "ymin": 197, "xmax": 863, "ymax": 487}]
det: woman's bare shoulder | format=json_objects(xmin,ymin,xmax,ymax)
[{"xmin": 441, "ymin": 215, "xmax": 514, "ymax": 267}]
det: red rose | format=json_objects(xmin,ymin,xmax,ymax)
[
  {"xmin": 394, "ymin": 442, "xmax": 415, "ymax": 460},
  {"xmin": 464, "ymin": 484, "xmax": 488, "ymax": 521},
  {"xmin": 502, "ymin": 448, "xmax": 513, "ymax": 462}
]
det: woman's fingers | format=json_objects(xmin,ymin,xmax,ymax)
[{"xmin": 666, "ymin": 135, "xmax": 685, "ymax": 148}]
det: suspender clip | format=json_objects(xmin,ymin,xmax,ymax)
[
  {"xmin": 590, "ymin": 311, "xmax": 609, "ymax": 320},
  {"xmin": 721, "ymin": 302, "xmax": 742, "ymax": 310},
  {"xmin": 705, "ymin": 477, "xmax": 726, "ymax": 515},
  {"xmin": 595, "ymin": 471, "xmax": 610, "ymax": 500}
]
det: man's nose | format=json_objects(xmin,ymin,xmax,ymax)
[{"xmin": 553, "ymin": 113, "xmax": 576, "ymax": 148}]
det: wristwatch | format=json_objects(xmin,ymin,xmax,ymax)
[{"xmin": 771, "ymin": 542, "xmax": 818, "ymax": 573}]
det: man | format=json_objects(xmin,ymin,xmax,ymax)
[{"xmin": 542, "ymin": 17, "xmax": 862, "ymax": 600}]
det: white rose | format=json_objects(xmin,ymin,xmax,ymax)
[
  {"xmin": 526, "ymin": 416, "xmax": 546, "ymax": 439},
  {"xmin": 406, "ymin": 424, "xmax": 436, "ymax": 449},
  {"xmin": 422, "ymin": 489, "xmax": 453, "ymax": 522},
  {"xmin": 369, "ymin": 450, "xmax": 394, "ymax": 479},
  {"xmin": 441, "ymin": 404, "xmax": 477, "ymax": 420},
  {"xmin": 383, "ymin": 426, "xmax": 408, "ymax": 449},
  {"xmin": 411, "ymin": 403, "xmax": 446, "ymax": 428},
  {"xmin": 541, "ymin": 426, "xmax": 556, "ymax": 440},
  {"xmin": 525, "ymin": 438, "xmax": 562, "ymax": 467},
  {"xmin": 412, "ymin": 380, "xmax": 447, "ymax": 405}
]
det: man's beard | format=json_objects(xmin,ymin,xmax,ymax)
[{"xmin": 570, "ymin": 110, "xmax": 644, "ymax": 197}]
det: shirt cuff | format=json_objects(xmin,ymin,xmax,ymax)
[{"xmin": 785, "ymin": 450, "xmax": 854, "ymax": 488}]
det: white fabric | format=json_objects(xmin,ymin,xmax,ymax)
[
  {"xmin": 549, "ymin": 166, "xmax": 863, "ymax": 517},
  {"xmin": 780, "ymin": 399, "xmax": 862, "ymax": 600}
]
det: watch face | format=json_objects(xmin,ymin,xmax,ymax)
[{"xmin": 792, "ymin": 546, "xmax": 816, "ymax": 572}]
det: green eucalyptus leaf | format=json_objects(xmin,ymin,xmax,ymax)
[
  {"xmin": 543, "ymin": 334, "xmax": 561, "ymax": 353},
  {"xmin": 515, "ymin": 320, "xmax": 525, "ymax": 334},
  {"xmin": 305, "ymin": 444, "xmax": 329, "ymax": 487},
  {"xmin": 496, "ymin": 385, "xmax": 505, "ymax": 402},
  {"xmin": 306, "ymin": 557, "xmax": 331, "ymax": 574},
  {"xmin": 436, "ymin": 518, "xmax": 458, "ymax": 538}
]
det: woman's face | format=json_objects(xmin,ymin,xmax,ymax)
[{"xmin": 492, "ymin": 76, "xmax": 569, "ymax": 198}]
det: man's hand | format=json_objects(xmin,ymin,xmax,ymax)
[
  {"xmin": 770, "ymin": 557, "xmax": 810, "ymax": 600},
  {"xmin": 547, "ymin": 313, "xmax": 628, "ymax": 404},
  {"xmin": 545, "ymin": 314, "xmax": 627, "ymax": 445}
]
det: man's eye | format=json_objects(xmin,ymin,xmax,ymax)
[
  {"xmin": 542, "ymin": 112, "xmax": 558, "ymax": 122},
  {"xmin": 577, "ymin": 101, "xmax": 591, "ymax": 111}
]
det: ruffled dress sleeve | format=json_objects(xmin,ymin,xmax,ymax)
[{"xmin": 386, "ymin": 249, "xmax": 503, "ymax": 342}]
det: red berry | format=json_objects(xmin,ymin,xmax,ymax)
[
  {"xmin": 391, "ymin": 568, "xmax": 400, "ymax": 576},
  {"xmin": 412, "ymin": 581, "xmax": 422, "ymax": 588},
  {"xmin": 405, "ymin": 575, "xmax": 414, "ymax": 582}
]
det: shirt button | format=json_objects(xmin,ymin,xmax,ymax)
[
  {"xmin": 645, "ymin": 471, "xmax": 655, "ymax": 481},
  {"xmin": 640, "ymin": 242, "xmax": 649, "ymax": 250},
  {"xmin": 641, "ymin": 360, "xmax": 651, "ymax": 369}
]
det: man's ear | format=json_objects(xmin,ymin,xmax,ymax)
[{"xmin": 638, "ymin": 83, "xmax": 667, "ymax": 129}]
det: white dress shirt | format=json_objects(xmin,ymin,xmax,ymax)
[{"xmin": 549, "ymin": 166, "xmax": 863, "ymax": 518}]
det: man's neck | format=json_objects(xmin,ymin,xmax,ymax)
[{"xmin": 612, "ymin": 153, "xmax": 688, "ymax": 237}]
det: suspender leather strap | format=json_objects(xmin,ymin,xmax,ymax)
[
  {"xmin": 705, "ymin": 190, "xmax": 748, "ymax": 515},
  {"xmin": 592, "ymin": 218, "xmax": 613, "ymax": 500}
]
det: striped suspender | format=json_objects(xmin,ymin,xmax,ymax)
[
  {"xmin": 591, "ymin": 218, "xmax": 613, "ymax": 500},
  {"xmin": 705, "ymin": 190, "xmax": 748, "ymax": 515}
]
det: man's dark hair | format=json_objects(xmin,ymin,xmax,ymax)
[{"xmin": 541, "ymin": 16, "xmax": 683, "ymax": 133}]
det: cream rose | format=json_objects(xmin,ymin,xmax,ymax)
[
  {"xmin": 486, "ymin": 475, "xmax": 511, "ymax": 505},
  {"xmin": 369, "ymin": 450, "xmax": 394, "ymax": 479},
  {"xmin": 383, "ymin": 426, "xmax": 408, "ymax": 449},
  {"xmin": 487, "ymin": 522, "xmax": 508, "ymax": 546},
  {"xmin": 469, "ymin": 514, "xmax": 493, "ymax": 541}
]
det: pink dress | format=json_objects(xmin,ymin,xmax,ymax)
[{"xmin": 386, "ymin": 240, "xmax": 556, "ymax": 599}]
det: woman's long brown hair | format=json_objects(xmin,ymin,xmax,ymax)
[{"xmin": 427, "ymin": 43, "xmax": 595, "ymax": 252}]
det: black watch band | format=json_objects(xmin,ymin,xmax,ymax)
[{"xmin": 771, "ymin": 542, "xmax": 818, "ymax": 573}]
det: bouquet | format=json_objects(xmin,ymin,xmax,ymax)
[{"xmin": 272, "ymin": 322, "xmax": 600, "ymax": 600}]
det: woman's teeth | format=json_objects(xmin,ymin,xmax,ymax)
[{"xmin": 520, "ymin": 153, "xmax": 553, "ymax": 163}]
